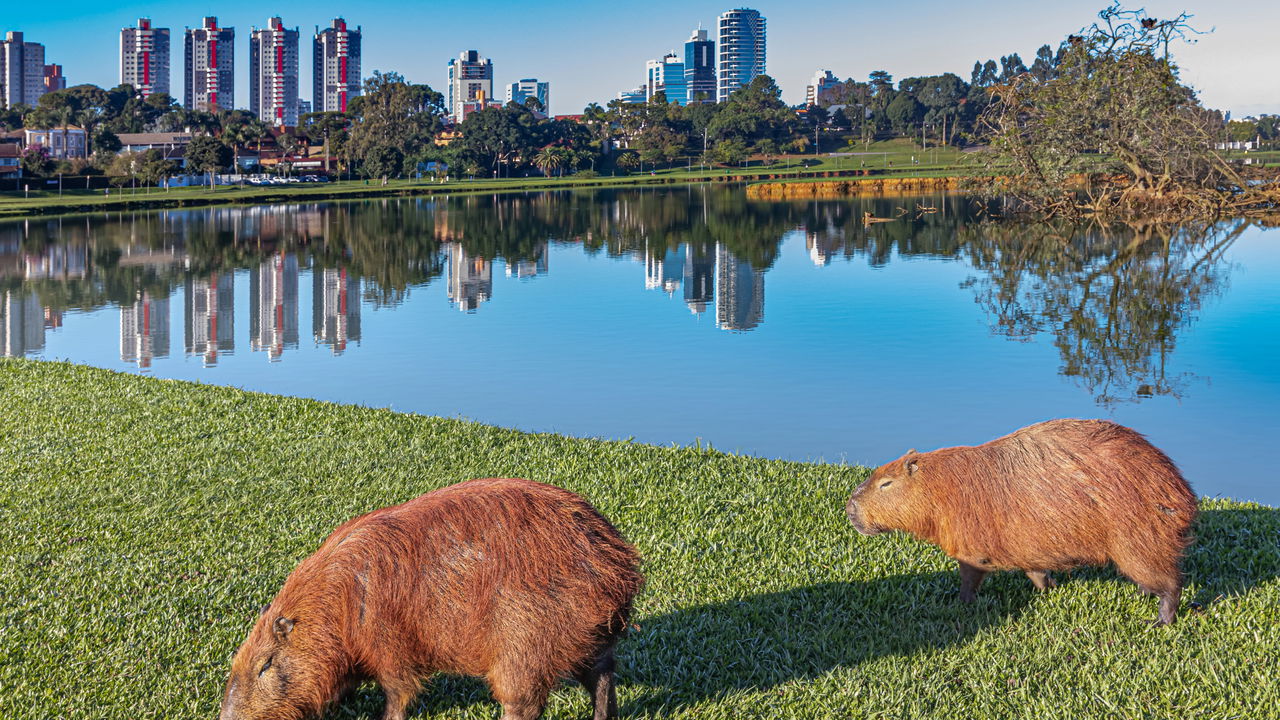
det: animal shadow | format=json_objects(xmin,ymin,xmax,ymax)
[
  {"xmin": 619, "ymin": 570, "xmax": 1026, "ymax": 709},
  {"xmin": 1184, "ymin": 506, "xmax": 1280, "ymax": 603}
]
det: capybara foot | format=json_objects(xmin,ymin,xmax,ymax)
[
  {"xmin": 1026, "ymin": 571, "xmax": 1056, "ymax": 591},
  {"xmin": 1156, "ymin": 591, "xmax": 1180, "ymax": 625},
  {"xmin": 958, "ymin": 562, "xmax": 987, "ymax": 603}
]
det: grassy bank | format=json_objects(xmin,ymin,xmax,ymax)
[
  {"xmin": 0, "ymin": 141, "xmax": 978, "ymax": 218},
  {"xmin": 0, "ymin": 359, "xmax": 1276, "ymax": 719}
]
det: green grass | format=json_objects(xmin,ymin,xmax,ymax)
[
  {"xmin": 0, "ymin": 141, "xmax": 981, "ymax": 219},
  {"xmin": 1, "ymin": 359, "xmax": 1276, "ymax": 719}
]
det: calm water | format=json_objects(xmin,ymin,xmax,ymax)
[{"xmin": 2, "ymin": 187, "xmax": 1277, "ymax": 504}]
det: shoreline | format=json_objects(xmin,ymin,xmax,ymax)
[{"xmin": 0, "ymin": 165, "xmax": 972, "ymax": 219}]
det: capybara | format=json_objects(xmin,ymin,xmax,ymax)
[
  {"xmin": 219, "ymin": 478, "xmax": 644, "ymax": 720},
  {"xmin": 845, "ymin": 419, "xmax": 1196, "ymax": 624}
]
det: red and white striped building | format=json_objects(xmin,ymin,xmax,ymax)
[
  {"xmin": 184, "ymin": 17, "xmax": 234, "ymax": 112},
  {"xmin": 120, "ymin": 18, "xmax": 170, "ymax": 99},
  {"xmin": 312, "ymin": 18, "xmax": 361, "ymax": 114},
  {"xmin": 249, "ymin": 17, "xmax": 299, "ymax": 127}
]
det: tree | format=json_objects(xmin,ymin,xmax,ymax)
[
  {"xmin": 706, "ymin": 75, "xmax": 798, "ymax": 150},
  {"xmin": 347, "ymin": 71, "xmax": 445, "ymax": 178},
  {"xmin": 20, "ymin": 145, "xmax": 54, "ymax": 176},
  {"xmin": 980, "ymin": 4, "xmax": 1274, "ymax": 219},
  {"xmin": 533, "ymin": 146, "xmax": 564, "ymax": 177},
  {"xmin": 361, "ymin": 145, "xmax": 404, "ymax": 183},
  {"xmin": 711, "ymin": 138, "xmax": 748, "ymax": 166},
  {"xmin": 185, "ymin": 134, "xmax": 232, "ymax": 188},
  {"xmin": 885, "ymin": 94, "xmax": 923, "ymax": 135}
]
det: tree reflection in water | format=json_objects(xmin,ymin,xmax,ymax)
[
  {"xmin": 0, "ymin": 187, "xmax": 1253, "ymax": 405},
  {"xmin": 956, "ymin": 220, "xmax": 1243, "ymax": 405}
]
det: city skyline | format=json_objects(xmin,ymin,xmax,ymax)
[{"xmin": 1, "ymin": 1, "xmax": 1275, "ymax": 117}]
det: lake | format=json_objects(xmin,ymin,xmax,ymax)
[{"xmin": 2, "ymin": 186, "xmax": 1277, "ymax": 504}]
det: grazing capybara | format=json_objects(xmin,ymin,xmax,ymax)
[
  {"xmin": 219, "ymin": 478, "xmax": 644, "ymax": 720},
  {"xmin": 845, "ymin": 419, "xmax": 1196, "ymax": 624}
]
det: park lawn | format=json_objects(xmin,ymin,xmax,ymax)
[
  {"xmin": 0, "ymin": 140, "xmax": 981, "ymax": 219},
  {"xmin": 0, "ymin": 359, "xmax": 1276, "ymax": 720}
]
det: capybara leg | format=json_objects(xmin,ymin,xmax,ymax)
[
  {"xmin": 1115, "ymin": 558, "xmax": 1182, "ymax": 625},
  {"xmin": 1156, "ymin": 586, "xmax": 1182, "ymax": 626},
  {"xmin": 491, "ymin": 674, "xmax": 550, "ymax": 720},
  {"xmin": 496, "ymin": 695, "xmax": 548, "ymax": 720},
  {"xmin": 1026, "ymin": 571, "xmax": 1057, "ymax": 591},
  {"xmin": 575, "ymin": 648, "xmax": 619, "ymax": 720},
  {"xmin": 958, "ymin": 561, "xmax": 988, "ymax": 603},
  {"xmin": 379, "ymin": 677, "xmax": 420, "ymax": 720}
]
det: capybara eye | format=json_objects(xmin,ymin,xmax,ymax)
[
  {"xmin": 879, "ymin": 480, "xmax": 893, "ymax": 489},
  {"xmin": 258, "ymin": 656, "xmax": 273, "ymax": 676}
]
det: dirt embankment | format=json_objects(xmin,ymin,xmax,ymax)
[{"xmin": 746, "ymin": 176, "xmax": 975, "ymax": 200}]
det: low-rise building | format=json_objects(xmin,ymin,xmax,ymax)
[
  {"xmin": 0, "ymin": 143, "xmax": 21, "ymax": 177},
  {"xmin": 116, "ymin": 132, "xmax": 194, "ymax": 154},
  {"xmin": 24, "ymin": 126, "xmax": 88, "ymax": 159}
]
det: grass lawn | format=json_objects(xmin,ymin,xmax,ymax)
[
  {"xmin": 0, "ymin": 141, "xmax": 982, "ymax": 219},
  {"xmin": 0, "ymin": 359, "xmax": 1276, "ymax": 719}
]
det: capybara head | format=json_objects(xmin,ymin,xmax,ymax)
[
  {"xmin": 846, "ymin": 450, "xmax": 929, "ymax": 536},
  {"xmin": 219, "ymin": 604, "xmax": 336, "ymax": 720}
]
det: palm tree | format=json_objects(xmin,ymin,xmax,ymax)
[
  {"xmin": 534, "ymin": 146, "xmax": 563, "ymax": 177},
  {"xmin": 615, "ymin": 150, "xmax": 639, "ymax": 174}
]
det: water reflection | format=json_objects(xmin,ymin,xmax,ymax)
[
  {"xmin": 185, "ymin": 273, "xmax": 234, "ymax": 366},
  {"xmin": 120, "ymin": 291, "xmax": 170, "ymax": 368},
  {"xmin": 0, "ymin": 187, "xmax": 1256, "ymax": 407},
  {"xmin": 250, "ymin": 253, "xmax": 299, "ymax": 361}
]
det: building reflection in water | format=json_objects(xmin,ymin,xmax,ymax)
[
  {"xmin": 250, "ymin": 253, "xmax": 299, "ymax": 361},
  {"xmin": 683, "ymin": 245, "xmax": 715, "ymax": 315},
  {"xmin": 313, "ymin": 267, "xmax": 361, "ymax": 354},
  {"xmin": 1, "ymin": 291, "xmax": 47, "ymax": 357},
  {"xmin": 184, "ymin": 273, "xmax": 235, "ymax": 366},
  {"xmin": 714, "ymin": 243, "xmax": 764, "ymax": 331},
  {"xmin": 644, "ymin": 242, "xmax": 684, "ymax": 295},
  {"xmin": 120, "ymin": 291, "xmax": 170, "ymax": 369},
  {"xmin": 505, "ymin": 242, "xmax": 549, "ymax": 279},
  {"xmin": 806, "ymin": 229, "xmax": 844, "ymax": 267},
  {"xmin": 446, "ymin": 242, "xmax": 492, "ymax": 312}
]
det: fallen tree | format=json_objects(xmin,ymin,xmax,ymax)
[{"xmin": 978, "ymin": 3, "xmax": 1279, "ymax": 220}]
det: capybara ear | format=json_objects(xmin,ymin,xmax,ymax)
[
  {"xmin": 904, "ymin": 452, "xmax": 920, "ymax": 476},
  {"xmin": 274, "ymin": 616, "xmax": 295, "ymax": 641},
  {"xmin": 259, "ymin": 604, "xmax": 271, "ymax": 616}
]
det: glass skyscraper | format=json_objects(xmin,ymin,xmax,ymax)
[
  {"xmin": 716, "ymin": 8, "xmax": 765, "ymax": 102},
  {"xmin": 684, "ymin": 28, "xmax": 715, "ymax": 104},
  {"xmin": 646, "ymin": 54, "xmax": 687, "ymax": 105}
]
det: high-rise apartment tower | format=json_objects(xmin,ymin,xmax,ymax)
[
  {"xmin": 184, "ymin": 17, "xmax": 234, "ymax": 111},
  {"xmin": 250, "ymin": 17, "xmax": 300, "ymax": 126},
  {"xmin": 313, "ymin": 18, "xmax": 360, "ymax": 113},
  {"xmin": 447, "ymin": 50, "xmax": 493, "ymax": 124},
  {"xmin": 1, "ymin": 32, "xmax": 48, "ymax": 107},
  {"xmin": 120, "ymin": 18, "xmax": 170, "ymax": 98}
]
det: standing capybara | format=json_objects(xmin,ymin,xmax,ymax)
[
  {"xmin": 845, "ymin": 419, "xmax": 1196, "ymax": 624},
  {"xmin": 219, "ymin": 478, "xmax": 644, "ymax": 720}
]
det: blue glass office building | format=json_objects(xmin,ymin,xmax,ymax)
[
  {"xmin": 684, "ymin": 28, "xmax": 715, "ymax": 104},
  {"xmin": 646, "ymin": 54, "xmax": 687, "ymax": 105},
  {"xmin": 717, "ymin": 8, "xmax": 765, "ymax": 102}
]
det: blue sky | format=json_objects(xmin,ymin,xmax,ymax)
[{"xmin": 6, "ymin": 1, "xmax": 1278, "ymax": 117}]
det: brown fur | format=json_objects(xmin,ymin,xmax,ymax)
[
  {"xmin": 219, "ymin": 478, "xmax": 645, "ymax": 720},
  {"xmin": 845, "ymin": 419, "xmax": 1196, "ymax": 624}
]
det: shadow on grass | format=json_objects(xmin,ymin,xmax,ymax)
[
  {"xmin": 619, "ymin": 571, "xmax": 1024, "ymax": 710},
  {"xmin": 1185, "ymin": 507, "xmax": 1280, "ymax": 603},
  {"xmin": 1042, "ymin": 507, "xmax": 1280, "ymax": 608},
  {"xmin": 318, "ymin": 508, "xmax": 1280, "ymax": 718}
]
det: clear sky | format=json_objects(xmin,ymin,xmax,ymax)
[{"xmin": 5, "ymin": 1, "xmax": 1278, "ymax": 117}]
